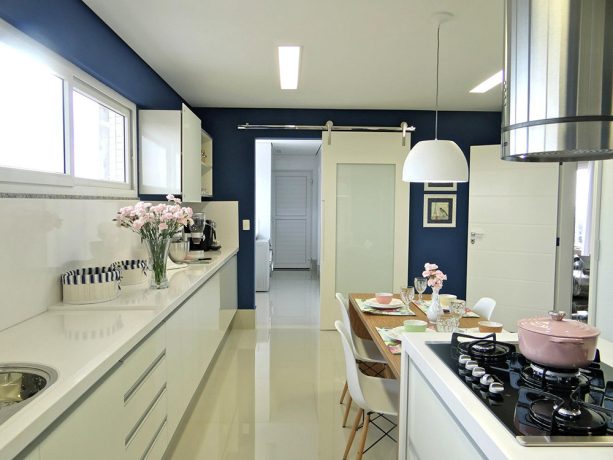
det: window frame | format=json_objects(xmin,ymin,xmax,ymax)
[{"xmin": 0, "ymin": 19, "xmax": 137, "ymax": 196}]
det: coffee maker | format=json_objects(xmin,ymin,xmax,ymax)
[
  {"xmin": 185, "ymin": 212, "xmax": 206, "ymax": 252},
  {"xmin": 184, "ymin": 213, "xmax": 221, "ymax": 252},
  {"xmin": 203, "ymin": 219, "xmax": 221, "ymax": 251}
]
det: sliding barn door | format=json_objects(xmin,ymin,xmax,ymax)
[{"xmin": 320, "ymin": 132, "xmax": 409, "ymax": 330}]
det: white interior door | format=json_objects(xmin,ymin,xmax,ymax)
[
  {"xmin": 272, "ymin": 170, "xmax": 311, "ymax": 269},
  {"xmin": 593, "ymin": 160, "xmax": 613, "ymax": 340},
  {"xmin": 320, "ymin": 132, "xmax": 409, "ymax": 330},
  {"xmin": 466, "ymin": 145, "xmax": 559, "ymax": 331}
]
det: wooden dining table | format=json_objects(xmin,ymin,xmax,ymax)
[{"xmin": 348, "ymin": 293, "xmax": 482, "ymax": 379}]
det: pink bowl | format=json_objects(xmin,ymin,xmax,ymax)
[{"xmin": 375, "ymin": 293, "xmax": 393, "ymax": 304}]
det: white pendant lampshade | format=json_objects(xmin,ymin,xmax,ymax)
[
  {"xmin": 402, "ymin": 139, "xmax": 468, "ymax": 182},
  {"xmin": 402, "ymin": 12, "xmax": 469, "ymax": 183}
]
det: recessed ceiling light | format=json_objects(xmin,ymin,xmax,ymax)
[
  {"xmin": 469, "ymin": 70, "xmax": 503, "ymax": 93},
  {"xmin": 278, "ymin": 46, "xmax": 301, "ymax": 90}
]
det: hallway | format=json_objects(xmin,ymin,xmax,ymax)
[{"xmin": 167, "ymin": 270, "xmax": 397, "ymax": 459}]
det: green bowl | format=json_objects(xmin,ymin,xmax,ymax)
[{"xmin": 403, "ymin": 319, "xmax": 428, "ymax": 332}]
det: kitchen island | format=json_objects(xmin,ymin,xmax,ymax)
[{"xmin": 399, "ymin": 332, "xmax": 613, "ymax": 460}]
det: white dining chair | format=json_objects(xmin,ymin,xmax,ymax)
[
  {"xmin": 336, "ymin": 293, "xmax": 386, "ymax": 427},
  {"xmin": 472, "ymin": 297, "xmax": 496, "ymax": 320},
  {"xmin": 335, "ymin": 321, "xmax": 399, "ymax": 460}
]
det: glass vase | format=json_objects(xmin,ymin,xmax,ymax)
[
  {"xmin": 427, "ymin": 287, "xmax": 443, "ymax": 324},
  {"xmin": 145, "ymin": 237, "xmax": 171, "ymax": 289}
]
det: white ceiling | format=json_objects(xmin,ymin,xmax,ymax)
[{"xmin": 83, "ymin": 0, "xmax": 504, "ymax": 111}]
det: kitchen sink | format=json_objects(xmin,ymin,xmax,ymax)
[{"xmin": 0, "ymin": 364, "xmax": 57, "ymax": 424}]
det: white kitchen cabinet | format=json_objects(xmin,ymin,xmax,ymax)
[
  {"xmin": 201, "ymin": 129, "xmax": 213, "ymax": 197},
  {"xmin": 38, "ymin": 364, "xmax": 124, "ymax": 460},
  {"xmin": 37, "ymin": 326, "xmax": 167, "ymax": 460},
  {"xmin": 219, "ymin": 254, "xmax": 238, "ymax": 331},
  {"xmin": 166, "ymin": 272, "xmax": 221, "ymax": 435},
  {"xmin": 139, "ymin": 103, "xmax": 202, "ymax": 201},
  {"xmin": 26, "ymin": 259, "xmax": 237, "ymax": 460},
  {"xmin": 405, "ymin": 360, "xmax": 486, "ymax": 460}
]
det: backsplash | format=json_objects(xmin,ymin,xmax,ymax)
[
  {"xmin": 0, "ymin": 198, "xmax": 145, "ymax": 331},
  {"xmin": 0, "ymin": 198, "xmax": 239, "ymax": 332}
]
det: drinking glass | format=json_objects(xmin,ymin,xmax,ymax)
[
  {"xmin": 450, "ymin": 300, "xmax": 466, "ymax": 319},
  {"xmin": 401, "ymin": 286, "xmax": 415, "ymax": 305},
  {"xmin": 435, "ymin": 314, "xmax": 460, "ymax": 332},
  {"xmin": 414, "ymin": 277, "xmax": 427, "ymax": 301}
]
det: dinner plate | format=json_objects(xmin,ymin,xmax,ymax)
[
  {"xmin": 363, "ymin": 298, "xmax": 404, "ymax": 310},
  {"xmin": 380, "ymin": 326, "xmax": 405, "ymax": 342}
]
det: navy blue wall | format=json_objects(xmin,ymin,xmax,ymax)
[
  {"xmin": 0, "ymin": 0, "xmax": 182, "ymax": 109},
  {"xmin": 195, "ymin": 108, "xmax": 501, "ymax": 309}
]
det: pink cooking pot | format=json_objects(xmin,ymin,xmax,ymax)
[{"xmin": 517, "ymin": 311, "xmax": 600, "ymax": 369}]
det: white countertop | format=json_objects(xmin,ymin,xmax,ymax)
[
  {"xmin": 402, "ymin": 332, "xmax": 613, "ymax": 460},
  {"xmin": 0, "ymin": 247, "xmax": 238, "ymax": 460}
]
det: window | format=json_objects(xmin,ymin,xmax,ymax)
[
  {"xmin": 73, "ymin": 89, "xmax": 127, "ymax": 182},
  {"xmin": 0, "ymin": 20, "xmax": 136, "ymax": 193},
  {"xmin": 0, "ymin": 42, "xmax": 65, "ymax": 174}
]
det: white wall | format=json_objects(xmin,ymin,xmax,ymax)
[
  {"xmin": 255, "ymin": 141, "xmax": 272, "ymax": 240},
  {"xmin": 272, "ymin": 153, "xmax": 321, "ymax": 265},
  {"xmin": 595, "ymin": 161, "xmax": 613, "ymax": 340},
  {"xmin": 0, "ymin": 198, "xmax": 144, "ymax": 331}
]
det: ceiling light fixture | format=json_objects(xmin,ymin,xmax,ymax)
[
  {"xmin": 469, "ymin": 70, "xmax": 503, "ymax": 93},
  {"xmin": 402, "ymin": 13, "xmax": 468, "ymax": 183},
  {"xmin": 278, "ymin": 46, "xmax": 301, "ymax": 90}
]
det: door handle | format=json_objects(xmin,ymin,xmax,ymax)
[{"xmin": 470, "ymin": 232, "xmax": 484, "ymax": 245}]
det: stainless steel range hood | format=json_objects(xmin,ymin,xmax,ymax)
[{"xmin": 502, "ymin": 0, "xmax": 613, "ymax": 162}]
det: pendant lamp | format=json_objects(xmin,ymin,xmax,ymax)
[{"xmin": 402, "ymin": 13, "xmax": 468, "ymax": 183}]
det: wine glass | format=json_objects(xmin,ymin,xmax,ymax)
[
  {"xmin": 414, "ymin": 277, "xmax": 427, "ymax": 302},
  {"xmin": 401, "ymin": 286, "xmax": 415, "ymax": 305}
]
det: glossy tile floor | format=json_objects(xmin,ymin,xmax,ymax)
[{"xmin": 168, "ymin": 270, "xmax": 397, "ymax": 459}]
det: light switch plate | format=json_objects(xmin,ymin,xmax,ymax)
[{"xmin": 242, "ymin": 219, "xmax": 250, "ymax": 231}]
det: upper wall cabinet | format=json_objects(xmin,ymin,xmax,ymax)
[
  {"xmin": 201, "ymin": 130, "xmax": 213, "ymax": 197},
  {"xmin": 139, "ymin": 103, "xmax": 202, "ymax": 202}
]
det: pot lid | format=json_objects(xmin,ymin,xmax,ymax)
[{"xmin": 518, "ymin": 311, "xmax": 600, "ymax": 339}]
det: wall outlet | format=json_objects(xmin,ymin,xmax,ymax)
[{"xmin": 242, "ymin": 219, "xmax": 251, "ymax": 231}]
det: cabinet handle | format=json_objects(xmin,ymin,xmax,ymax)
[
  {"xmin": 124, "ymin": 350, "xmax": 166, "ymax": 403},
  {"xmin": 125, "ymin": 385, "xmax": 167, "ymax": 447},
  {"xmin": 141, "ymin": 416, "xmax": 167, "ymax": 460}
]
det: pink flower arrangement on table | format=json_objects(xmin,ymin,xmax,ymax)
[
  {"xmin": 115, "ymin": 194, "xmax": 194, "ymax": 240},
  {"xmin": 422, "ymin": 262, "xmax": 447, "ymax": 291}
]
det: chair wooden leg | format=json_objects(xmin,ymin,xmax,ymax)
[
  {"xmin": 340, "ymin": 381, "xmax": 348, "ymax": 404},
  {"xmin": 356, "ymin": 412, "xmax": 371, "ymax": 460},
  {"xmin": 342, "ymin": 395, "xmax": 353, "ymax": 427},
  {"xmin": 343, "ymin": 408, "xmax": 363, "ymax": 460}
]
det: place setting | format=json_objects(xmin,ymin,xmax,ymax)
[
  {"xmin": 356, "ymin": 289, "xmax": 417, "ymax": 316},
  {"xmin": 376, "ymin": 319, "xmax": 429, "ymax": 354}
]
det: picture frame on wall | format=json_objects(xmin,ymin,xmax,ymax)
[
  {"xmin": 424, "ymin": 182, "xmax": 457, "ymax": 191},
  {"xmin": 423, "ymin": 194, "xmax": 456, "ymax": 228}
]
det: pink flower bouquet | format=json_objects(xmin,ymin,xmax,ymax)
[
  {"xmin": 422, "ymin": 262, "xmax": 447, "ymax": 291},
  {"xmin": 115, "ymin": 194, "xmax": 194, "ymax": 240},
  {"xmin": 115, "ymin": 195, "xmax": 194, "ymax": 288}
]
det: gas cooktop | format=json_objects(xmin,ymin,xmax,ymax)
[{"xmin": 428, "ymin": 332, "xmax": 613, "ymax": 446}]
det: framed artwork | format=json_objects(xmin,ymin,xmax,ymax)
[
  {"xmin": 424, "ymin": 182, "xmax": 457, "ymax": 191},
  {"xmin": 423, "ymin": 194, "xmax": 456, "ymax": 227}
]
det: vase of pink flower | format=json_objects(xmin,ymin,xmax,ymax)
[
  {"xmin": 115, "ymin": 195, "xmax": 194, "ymax": 289},
  {"xmin": 422, "ymin": 262, "xmax": 447, "ymax": 323}
]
